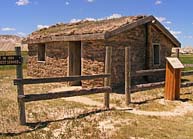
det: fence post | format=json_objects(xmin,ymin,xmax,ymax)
[
  {"xmin": 125, "ymin": 47, "xmax": 131, "ymax": 106},
  {"xmin": 15, "ymin": 47, "xmax": 26, "ymax": 125},
  {"xmin": 104, "ymin": 46, "xmax": 112, "ymax": 109},
  {"xmin": 176, "ymin": 48, "xmax": 179, "ymax": 58}
]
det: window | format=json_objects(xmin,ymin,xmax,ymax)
[
  {"xmin": 153, "ymin": 44, "xmax": 160, "ymax": 65},
  {"xmin": 38, "ymin": 44, "xmax": 45, "ymax": 61}
]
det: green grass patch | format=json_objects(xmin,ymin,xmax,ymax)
[{"xmin": 179, "ymin": 54, "xmax": 193, "ymax": 71}]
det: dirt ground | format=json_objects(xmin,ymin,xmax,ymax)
[{"xmin": 1, "ymin": 69, "xmax": 193, "ymax": 139}]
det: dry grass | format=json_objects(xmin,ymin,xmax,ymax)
[{"xmin": 1, "ymin": 69, "xmax": 193, "ymax": 139}]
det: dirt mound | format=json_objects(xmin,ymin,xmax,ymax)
[{"xmin": 0, "ymin": 35, "xmax": 28, "ymax": 51}]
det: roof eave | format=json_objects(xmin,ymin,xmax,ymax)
[
  {"xmin": 105, "ymin": 16, "xmax": 154, "ymax": 39},
  {"xmin": 105, "ymin": 15, "xmax": 181, "ymax": 47},
  {"xmin": 23, "ymin": 33, "xmax": 105, "ymax": 44}
]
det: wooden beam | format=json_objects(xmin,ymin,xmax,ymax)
[
  {"xmin": 181, "ymin": 82, "xmax": 193, "ymax": 88},
  {"xmin": 125, "ymin": 47, "xmax": 131, "ymax": 105},
  {"xmin": 182, "ymin": 70, "xmax": 193, "ymax": 76},
  {"xmin": 132, "ymin": 68, "xmax": 165, "ymax": 77},
  {"xmin": 23, "ymin": 33, "xmax": 105, "ymax": 44},
  {"xmin": 105, "ymin": 16, "xmax": 154, "ymax": 39},
  {"xmin": 176, "ymin": 48, "xmax": 180, "ymax": 58},
  {"xmin": 14, "ymin": 74, "xmax": 111, "ymax": 85},
  {"xmin": 104, "ymin": 46, "xmax": 112, "ymax": 109},
  {"xmin": 18, "ymin": 87, "xmax": 111, "ymax": 102},
  {"xmin": 15, "ymin": 47, "xmax": 26, "ymax": 125},
  {"xmin": 131, "ymin": 81, "xmax": 165, "ymax": 92}
]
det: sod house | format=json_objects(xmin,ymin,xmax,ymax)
[{"xmin": 24, "ymin": 15, "xmax": 180, "ymax": 88}]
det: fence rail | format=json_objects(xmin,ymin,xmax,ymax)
[
  {"xmin": 14, "ymin": 46, "xmax": 112, "ymax": 125},
  {"xmin": 18, "ymin": 87, "xmax": 111, "ymax": 102},
  {"xmin": 130, "ymin": 68, "xmax": 193, "ymax": 93},
  {"xmin": 133, "ymin": 68, "xmax": 165, "ymax": 77},
  {"xmin": 14, "ymin": 74, "xmax": 110, "ymax": 85}
]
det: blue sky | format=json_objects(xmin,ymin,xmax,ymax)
[{"xmin": 0, "ymin": 0, "xmax": 192, "ymax": 47}]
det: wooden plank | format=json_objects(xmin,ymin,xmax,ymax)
[
  {"xmin": 18, "ymin": 87, "xmax": 111, "ymax": 102},
  {"xmin": 176, "ymin": 48, "xmax": 180, "ymax": 58},
  {"xmin": 23, "ymin": 33, "xmax": 105, "ymax": 44},
  {"xmin": 166, "ymin": 57, "xmax": 184, "ymax": 69},
  {"xmin": 125, "ymin": 47, "xmax": 131, "ymax": 105},
  {"xmin": 181, "ymin": 82, "xmax": 193, "ymax": 87},
  {"xmin": 68, "ymin": 41, "xmax": 81, "ymax": 86},
  {"xmin": 133, "ymin": 68, "xmax": 165, "ymax": 77},
  {"xmin": 104, "ymin": 46, "xmax": 112, "ymax": 109},
  {"xmin": 175, "ymin": 69, "xmax": 181, "ymax": 99},
  {"xmin": 182, "ymin": 70, "xmax": 193, "ymax": 76},
  {"xmin": 15, "ymin": 47, "xmax": 26, "ymax": 125},
  {"xmin": 14, "ymin": 74, "xmax": 111, "ymax": 85},
  {"xmin": 131, "ymin": 81, "xmax": 165, "ymax": 92}
]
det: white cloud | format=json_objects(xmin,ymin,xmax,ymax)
[
  {"xmin": 16, "ymin": 0, "xmax": 30, "ymax": 6},
  {"xmin": 70, "ymin": 18, "xmax": 81, "ymax": 23},
  {"xmin": 106, "ymin": 14, "xmax": 122, "ymax": 19},
  {"xmin": 37, "ymin": 25, "xmax": 49, "ymax": 30},
  {"xmin": 84, "ymin": 18, "xmax": 96, "ymax": 21},
  {"xmin": 156, "ymin": 17, "xmax": 166, "ymax": 22},
  {"xmin": 165, "ymin": 21, "xmax": 172, "ymax": 24},
  {"xmin": 166, "ymin": 27, "xmax": 182, "ymax": 38},
  {"xmin": 65, "ymin": 1, "xmax": 70, "ymax": 5},
  {"xmin": 156, "ymin": 16, "xmax": 172, "ymax": 24},
  {"xmin": 69, "ymin": 13, "xmax": 122, "ymax": 23},
  {"xmin": 87, "ymin": 0, "xmax": 94, "ymax": 2},
  {"xmin": 155, "ymin": 0, "xmax": 162, "ymax": 5},
  {"xmin": 170, "ymin": 31, "xmax": 182, "ymax": 36},
  {"xmin": 185, "ymin": 35, "xmax": 193, "ymax": 39},
  {"xmin": 17, "ymin": 32, "xmax": 27, "ymax": 37},
  {"xmin": 1, "ymin": 27, "xmax": 16, "ymax": 31}
]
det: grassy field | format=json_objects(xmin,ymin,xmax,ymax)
[
  {"xmin": 0, "ymin": 69, "xmax": 193, "ymax": 139},
  {"xmin": 0, "ymin": 53, "xmax": 193, "ymax": 138},
  {"xmin": 179, "ymin": 54, "xmax": 193, "ymax": 71}
]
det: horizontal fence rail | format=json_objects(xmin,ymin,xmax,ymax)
[
  {"xmin": 14, "ymin": 74, "xmax": 111, "ymax": 85},
  {"xmin": 133, "ymin": 69, "xmax": 166, "ymax": 77},
  {"xmin": 18, "ymin": 87, "xmax": 111, "ymax": 102},
  {"xmin": 133, "ymin": 69, "xmax": 193, "ymax": 77},
  {"xmin": 182, "ymin": 70, "xmax": 193, "ymax": 76},
  {"xmin": 131, "ymin": 81, "xmax": 165, "ymax": 92}
]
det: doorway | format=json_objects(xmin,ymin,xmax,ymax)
[{"xmin": 68, "ymin": 41, "xmax": 82, "ymax": 86}]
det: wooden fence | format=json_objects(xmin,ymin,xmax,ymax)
[
  {"xmin": 124, "ymin": 48, "xmax": 193, "ymax": 105},
  {"xmin": 14, "ymin": 47, "xmax": 112, "ymax": 125}
]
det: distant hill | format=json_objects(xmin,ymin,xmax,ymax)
[
  {"xmin": 0, "ymin": 35, "xmax": 28, "ymax": 51},
  {"xmin": 172, "ymin": 46, "xmax": 193, "ymax": 54}
]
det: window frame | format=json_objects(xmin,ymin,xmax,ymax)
[
  {"xmin": 152, "ymin": 43, "xmax": 161, "ymax": 65},
  {"xmin": 38, "ymin": 44, "xmax": 46, "ymax": 62}
]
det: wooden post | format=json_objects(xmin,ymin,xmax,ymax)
[
  {"xmin": 104, "ymin": 46, "xmax": 112, "ymax": 109},
  {"xmin": 125, "ymin": 47, "xmax": 131, "ymax": 106},
  {"xmin": 176, "ymin": 48, "xmax": 179, "ymax": 58},
  {"xmin": 15, "ymin": 47, "xmax": 26, "ymax": 125},
  {"xmin": 164, "ymin": 57, "xmax": 184, "ymax": 100}
]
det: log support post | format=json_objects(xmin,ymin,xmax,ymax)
[
  {"xmin": 15, "ymin": 47, "xmax": 26, "ymax": 125},
  {"xmin": 176, "ymin": 48, "xmax": 180, "ymax": 58},
  {"xmin": 125, "ymin": 47, "xmax": 131, "ymax": 106},
  {"xmin": 104, "ymin": 46, "xmax": 112, "ymax": 109}
]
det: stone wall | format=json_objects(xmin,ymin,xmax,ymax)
[
  {"xmin": 27, "ymin": 42, "xmax": 68, "ymax": 77},
  {"xmin": 81, "ymin": 40, "xmax": 105, "ymax": 88},
  {"xmin": 106, "ymin": 25, "xmax": 147, "ymax": 86},
  {"xmin": 147, "ymin": 25, "xmax": 175, "ymax": 82}
]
